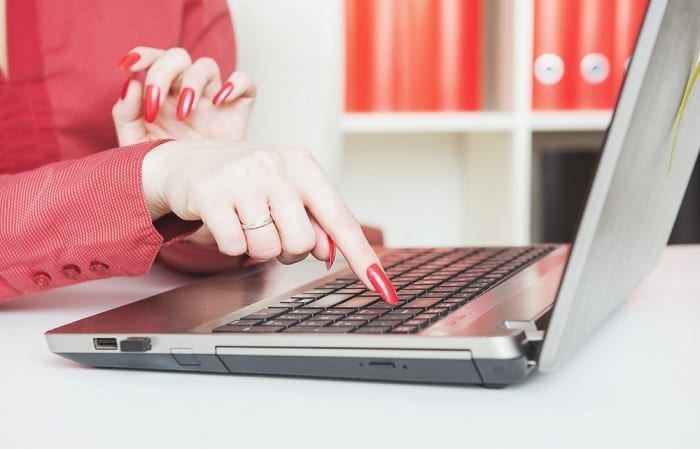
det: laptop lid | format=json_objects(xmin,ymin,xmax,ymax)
[{"xmin": 539, "ymin": 0, "xmax": 700, "ymax": 371}]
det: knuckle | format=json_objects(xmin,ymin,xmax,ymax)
[
  {"xmin": 195, "ymin": 56, "xmax": 218, "ymax": 70},
  {"xmin": 165, "ymin": 47, "xmax": 192, "ymax": 63},
  {"xmin": 250, "ymin": 241, "xmax": 282, "ymax": 260},
  {"xmin": 284, "ymin": 232, "xmax": 316, "ymax": 256},
  {"xmin": 287, "ymin": 146, "xmax": 316, "ymax": 164},
  {"xmin": 220, "ymin": 240, "xmax": 247, "ymax": 257},
  {"xmin": 251, "ymin": 148, "xmax": 284, "ymax": 172}
]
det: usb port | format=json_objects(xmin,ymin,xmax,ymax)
[{"xmin": 93, "ymin": 338, "xmax": 118, "ymax": 350}]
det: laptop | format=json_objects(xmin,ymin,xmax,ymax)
[{"xmin": 45, "ymin": 0, "xmax": 700, "ymax": 387}]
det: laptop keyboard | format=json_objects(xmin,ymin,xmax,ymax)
[{"xmin": 213, "ymin": 246, "xmax": 555, "ymax": 335}]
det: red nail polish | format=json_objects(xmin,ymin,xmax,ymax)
[
  {"xmin": 144, "ymin": 84, "xmax": 160, "ymax": 123},
  {"xmin": 212, "ymin": 81, "xmax": 234, "ymax": 106},
  {"xmin": 325, "ymin": 236, "xmax": 336, "ymax": 270},
  {"xmin": 366, "ymin": 263, "xmax": 398, "ymax": 305},
  {"xmin": 177, "ymin": 87, "xmax": 195, "ymax": 121},
  {"xmin": 118, "ymin": 52, "xmax": 140, "ymax": 70}
]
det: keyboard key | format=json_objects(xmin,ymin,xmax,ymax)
[
  {"xmin": 296, "ymin": 320, "xmax": 334, "ymax": 327},
  {"xmin": 240, "ymin": 308, "xmax": 285, "ymax": 321},
  {"xmin": 403, "ymin": 297, "xmax": 444, "ymax": 309},
  {"xmin": 227, "ymin": 319, "xmax": 262, "ymax": 326},
  {"xmin": 261, "ymin": 320, "xmax": 297, "ymax": 328},
  {"xmin": 215, "ymin": 325, "xmax": 285, "ymax": 333},
  {"xmin": 284, "ymin": 326, "xmax": 350, "ymax": 333},
  {"xmin": 280, "ymin": 297, "xmax": 316, "ymax": 304},
  {"xmin": 384, "ymin": 309, "xmax": 420, "ymax": 318},
  {"xmin": 309, "ymin": 294, "xmax": 356, "ymax": 309},
  {"xmin": 335, "ymin": 296, "xmax": 379, "ymax": 309},
  {"xmin": 353, "ymin": 326, "xmax": 392, "ymax": 334},
  {"xmin": 330, "ymin": 320, "xmax": 360, "ymax": 328},
  {"xmin": 371, "ymin": 319, "xmax": 406, "ymax": 327}
]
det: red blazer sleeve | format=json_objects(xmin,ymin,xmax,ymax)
[
  {"xmin": 156, "ymin": 0, "xmax": 246, "ymax": 275},
  {"xmin": 0, "ymin": 141, "xmax": 200, "ymax": 302},
  {"xmin": 181, "ymin": 0, "xmax": 237, "ymax": 75}
]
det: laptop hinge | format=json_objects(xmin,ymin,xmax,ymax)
[{"xmin": 503, "ymin": 320, "xmax": 546, "ymax": 366}]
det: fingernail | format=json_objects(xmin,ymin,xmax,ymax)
[
  {"xmin": 366, "ymin": 263, "xmax": 398, "ymax": 305},
  {"xmin": 120, "ymin": 75, "xmax": 132, "ymax": 100},
  {"xmin": 325, "ymin": 236, "xmax": 336, "ymax": 271},
  {"xmin": 118, "ymin": 52, "xmax": 140, "ymax": 69},
  {"xmin": 144, "ymin": 84, "xmax": 160, "ymax": 123},
  {"xmin": 212, "ymin": 81, "xmax": 234, "ymax": 106},
  {"xmin": 177, "ymin": 87, "xmax": 195, "ymax": 121}
]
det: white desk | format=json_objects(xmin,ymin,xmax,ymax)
[{"xmin": 1, "ymin": 246, "xmax": 698, "ymax": 449}]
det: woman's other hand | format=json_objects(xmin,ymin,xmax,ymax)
[
  {"xmin": 112, "ymin": 47, "xmax": 255, "ymax": 146},
  {"xmin": 141, "ymin": 140, "xmax": 398, "ymax": 304}
]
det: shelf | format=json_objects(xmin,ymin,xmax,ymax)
[
  {"xmin": 341, "ymin": 112, "xmax": 515, "ymax": 134},
  {"xmin": 341, "ymin": 111, "xmax": 613, "ymax": 134},
  {"xmin": 529, "ymin": 111, "xmax": 613, "ymax": 132}
]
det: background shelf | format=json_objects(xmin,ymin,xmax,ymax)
[{"xmin": 341, "ymin": 112, "xmax": 516, "ymax": 134}]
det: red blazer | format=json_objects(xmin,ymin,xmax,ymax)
[{"xmin": 0, "ymin": 0, "xmax": 242, "ymax": 301}]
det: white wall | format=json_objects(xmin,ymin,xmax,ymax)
[{"xmin": 228, "ymin": 0, "xmax": 343, "ymax": 176}]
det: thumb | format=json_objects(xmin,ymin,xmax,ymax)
[{"xmin": 112, "ymin": 77, "xmax": 147, "ymax": 146}]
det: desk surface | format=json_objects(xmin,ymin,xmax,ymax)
[{"xmin": 1, "ymin": 246, "xmax": 698, "ymax": 449}]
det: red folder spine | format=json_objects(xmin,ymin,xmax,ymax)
[
  {"xmin": 576, "ymin": 0, "xmax": 616, "ymax": 109},
  {"xmin": 393, "ymin": 0, "xmax": 441, "ymax": 111},
  {"xmin": 439, "ymin": 0, "xmax": 482, "ymax": 111},
  {"xmin": 370, "ymin": 0, "xmax": 395, "ymax": 111},
  {"xmin": 532, "ymin": 0, "xmax": 579, "ymax": 110},
  {"xmin": 612, "ymin": 0, "xmax": 649, "ymax": 99},
  {"xmin": 345, "ymin": 0, "xmax": 375, "ymax": 112}
]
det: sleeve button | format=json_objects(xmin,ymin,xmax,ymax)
[
  {"xmin": 89, "ymin": 261, "xmax": 110, "ymax": 273},
  {"xmin": 62, "ymin": 265, "xmax": 81, "ymax": 279},
  {"xmin": 33, "ymin": 272, "xmax": 52, "ymax": 287}
]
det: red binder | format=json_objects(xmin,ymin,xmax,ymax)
[
  {"xmin": 438, "ymin": 0, "xmax": 482, "ymax": 111},
  {"xmin": 393, "ymin": 0, "xmax": 441, "ymax": 111},
  {"xmin": 612, "ymin": 0, "xmax": 649, "ymax": 99},
  {"xmin": 344, "ymin": 0, "xmax": 374, "ymax": 112},
  {"xmin": 576, "ymin": 0, "xmax": 616, "ymax": 109},
  {"xmin": 532, "ymin": 0, "xmax": 579, "ymax": 110}
]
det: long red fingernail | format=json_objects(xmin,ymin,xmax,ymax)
[
  {"xmin": 118, "ymin": 52, "xmax": 140, "ymax": 69},
  {"xmin": 177, "ymin": 87, "xmax": 195, "ymax": 121},
  {"xmin": 120, "ymin": 76, "xmax": 132, "ymax": 100},
  {"xmin": 144, "ymin": 84, "xmax": 160, "ymax": 123},
  {"xmin": 212, "ymin": 81, "xmax": 234, "ymax": 106},
  {"xmin": 325, "ymin": 236, "xmax": 336, "ymax": 270},
  {"xmin": 366, "ymin": 263, "xmax": 398, "ymax": 305}
]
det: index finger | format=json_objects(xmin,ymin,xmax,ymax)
[{"xmin": 287, "ymin": 149, "xmax": 398, "ymax": 304}]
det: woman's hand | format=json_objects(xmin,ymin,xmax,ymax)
[
  {"xmin": 142, "ymin": 140, "xmax": 398, "ymax": 304},
  {"xmin": 112, "ymin": 47, "xmax": 255, "ymax": 146}
]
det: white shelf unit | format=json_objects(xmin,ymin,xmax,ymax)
[{"xmin": 338, "ymin": 0, "xmax": 611, "ymax": 247}]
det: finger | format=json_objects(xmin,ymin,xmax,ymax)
[
  {"xmin": 143, "ymin": 47, "xmax": 193, "ymax": 122},
  {"xmin": 268, "ymin": 180, "xmax": 316, "ymax": 265},
  {"xmin": 288, "ymin": 149, "xmax": 397, "ymax": 304},
  {"xmin": 212, "ymin": 71, "xmax": 258, "ymax": 106},
  {"xmin": 112, "ymin": 77, "xmax": 147, "ymax": 146},
  {"xmin": 308, "ymin": 215, "xmax": 336, "ymax": 270},
  {"xmin": 177, "ymin": 57, "xmax": 222, "ymax": 121},
  {"xmin": 117, "ymin": 47, "xmax": 166, "ymax": 72},
  {"xmin": 200, "ymin": 205, "xmax": 247, "ymax": 257},
  {"xmin": 184, "ymin": 224, "xmax": 218, "ymax": 246},
  {"xmin": 235, "ymin": 193, "xmax": 282, "ymax": 261}
]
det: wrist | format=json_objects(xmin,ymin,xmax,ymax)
[{"xmin": 142, "ymin": 142, "xmax": 171, "ymax": 221}]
